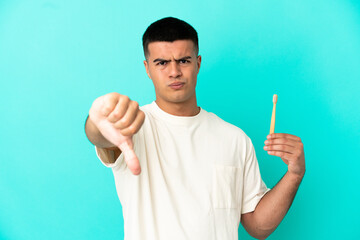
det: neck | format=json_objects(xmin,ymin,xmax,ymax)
[{"xmin": 155, "ymin": 96, "xmax": 200, "ymax": 117}]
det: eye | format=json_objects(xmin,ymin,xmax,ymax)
[
  {"xmin": 157, "ymin": 61, "xmax": 167, "ymax": 66},
  {"xmin": 179, "ymin": 59, "xmax": 190, "ymax": 64}
]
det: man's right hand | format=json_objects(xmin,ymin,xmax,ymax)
[{"xmin": 89, "ymin": 92, "xmax": 145, "ymax": 175}]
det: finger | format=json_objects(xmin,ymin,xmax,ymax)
[
  {"xmin": 119, "ymin": 139, "xmax": 141, "ymax": 175},
  {"xmin": 120, "ymin": 110, "xmax": 145, "ymax": 136},
  {"xmin": 267, "ymin": 150, "xmax": 293, "ymax": 162},
  {"xmin": 264, "ymin": 144, "xmax": 295, "ymax": 154},
  {"xmin": 107, "ymin": 97, "xmax": 130, "ymax": 123},
  {"xmin": 101, "ymin": 93, "xmax": 120, "ymax": 117},
  {"xmin": 113, "ymin": 101, "xmax": 139, "ymax": 129},
  {"xmin": 123, "ymin": 148, "xmax": 141, "ymax": 175},
  {"xmin": 264, "ymin": 138, "xmax": 298, "ymax": 147},
  {"xmin": 268, "ymin": 133, "xmax": 301, "ymax": 142}
]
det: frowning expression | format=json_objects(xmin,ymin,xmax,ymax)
[{"xmin": 143, "ymin": 40, "xmax": 201, "ymax": 105}]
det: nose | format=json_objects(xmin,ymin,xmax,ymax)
[{"xmin": 168, "ymin": 61, "xmax": 182, "ymax": 79}]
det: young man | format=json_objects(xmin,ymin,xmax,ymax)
[{"xmin": 85, "ymin": 17, "xmax": 305, "ymax": 240}]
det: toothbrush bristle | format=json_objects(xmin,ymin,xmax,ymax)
[{"xmin": 273, "ymin": 94, "xmax": 278, "ymax": 103}]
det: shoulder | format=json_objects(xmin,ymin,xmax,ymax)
[
  {"xmin": 205, "ymin": 111, "xmax": 248, "ymax": 136},
  {"xmin": 203, "ymin": 109, "xmax": 255, "ymax": 165},
  {"xmin": 202, "ymin": 109, "xmax": 254, "ymax": 147},
  {"xmin": 139, "ymin": 102, "xmax": 153, "ymax": 113}
]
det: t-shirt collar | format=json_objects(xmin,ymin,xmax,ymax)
[{"xmin": 150, "ymin": 101, "xmax": 204, "ymax": 126}]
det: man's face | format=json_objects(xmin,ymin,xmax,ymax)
[{"xmin": 143, "ymin": 40, "xmax": 201, "ymax": 106}]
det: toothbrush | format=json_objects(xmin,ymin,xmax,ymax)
[{"xmin": 270, "ymin": 94, "xmax": 278, "ymax": 134}]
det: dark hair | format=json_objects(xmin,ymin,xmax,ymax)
[{"xmin": 142, "ymin": 17, "xmax": 199, "ymax": 59}]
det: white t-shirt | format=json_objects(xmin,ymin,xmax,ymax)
[{"xmin": 95, "ymin": 101, "xmax": 270, "ymax": 240}]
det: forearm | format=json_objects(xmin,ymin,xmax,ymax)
[
  {"xmin": 85, "ymin": 115, "xmax": 116, "ymax": 149},
  {"xmin": 247, "ymin": 171, "xmax": 304, "ymax": 239}
]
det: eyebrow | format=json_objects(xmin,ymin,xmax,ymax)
[{"xmin": 153, "ymin": 56, "xmax": 192, "ymax": 63}]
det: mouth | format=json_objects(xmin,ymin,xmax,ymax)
[{"xmin": 169, "ymin": 82, "xmax": 185, "ymax": 90}]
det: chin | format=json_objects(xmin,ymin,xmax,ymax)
[
  {"xmin": 170, "ymin": 95, "xmax": 192, "ymax": 104},
  {"xmin": 160, "ymin": 90, "xmax": 195, "ymax": 104}
]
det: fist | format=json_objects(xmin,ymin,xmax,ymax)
[{"xmin": 89, "ymin": 92, "xmax": 145, "ymax": 175}]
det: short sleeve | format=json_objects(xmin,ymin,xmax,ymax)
[
  {"xmin": 94, "ymin": 132, "xmax": 140, "ymax": 171},
  {"xmin": 241, "ymin": 137, "xmax": 271, "ymax": 214},
  {"xmin": 95, "ymin": 146, "xmax": 126, "ymax": 170}
]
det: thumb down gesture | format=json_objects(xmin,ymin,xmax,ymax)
[{"xmin": 89, "ymin": 92, "xmax": 145, "ymax": 175}]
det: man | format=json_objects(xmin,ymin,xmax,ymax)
[{"xmin": 85, "ymin": 17, "xmax": 305, "ymax": 240}]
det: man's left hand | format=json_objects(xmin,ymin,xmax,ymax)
[{"xmin": 264, "ymin": 133, "xmax": 305, "ymax": 178}]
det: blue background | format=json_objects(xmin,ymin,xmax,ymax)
[{"xmin": 1, "ymin": 0, "xmax": 359, "ymax": 239}]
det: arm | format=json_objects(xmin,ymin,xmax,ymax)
[
  {"xmin": 241, "ymin": 171, "xmax": 303, "ymax": 239},
  {"xmin": 241, "ymin": 133, "xmax": 305, "ymax": 239}
]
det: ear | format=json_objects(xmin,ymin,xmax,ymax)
[
  {"xmin": 143, "ymin": 60, "xmax": 151, "ymax": 79},
  {"xmin": 196, "ymin": 55, "xmax": 202, "ymax": 74}
]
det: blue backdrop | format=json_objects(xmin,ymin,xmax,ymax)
[{"xmin": 1, "ymin": 0, "xmax": 359, "ymax": 239}]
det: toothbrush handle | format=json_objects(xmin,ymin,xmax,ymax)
[{"xmin": 270, "ymin": 104, "xmax": 276, "ymax": 134}]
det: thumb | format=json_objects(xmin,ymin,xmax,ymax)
[{"xmin": 118, "ymin": 137, "xmax": 141, "ymax": 175}]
